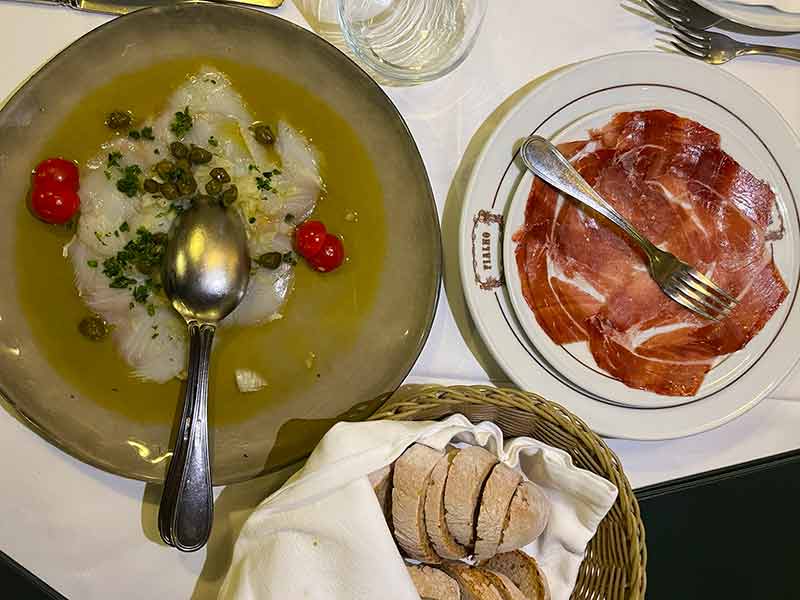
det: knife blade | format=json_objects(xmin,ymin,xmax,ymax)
[{"xmin": 8, "ymin": 0, "xmax": 283, "ymax": 16}]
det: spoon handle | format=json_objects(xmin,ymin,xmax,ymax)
[{"xmin": 158, "ymin": 321, "xmax": 215, "ymax": 552}]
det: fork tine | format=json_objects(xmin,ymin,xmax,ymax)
[
  {"xmin": 677, "ymin": 272, "xmax": 738, "ymax": 309},
  {"xmin": 672, "ymin": 21, "xmax": 711, "ymax": 44},
  {"xmin": 664, "ymin": 286, "xmax": 721, "ymax": 321},
  {"xmin": 642, "ymin": 0, "xmax": 685, "ymax": 23},
  {"xmin": 656, "ymin": 28, "xmax": 707, "ymax": 51},
  {"xmin": 672, "ymin": 279, "xmax": 732, "ymax": 317},
  {"xmin": 686, "ymin": 269, "xmax": 740, "ymax": 304},
  {"xmin": 666, "ymin": 38, "xmax": 707, "ymax": 59},
  {"xmin": 643, "ymin": 0, "xmax": 683, "ymax": 20}
]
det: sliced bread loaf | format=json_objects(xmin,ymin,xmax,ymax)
[
  {"xmin": 425, "ymin": 448, "xmax": 469, "ymax": 560},
  {"xmin": 407, "ymin": 564, "xmax": 461, "ymax": 600},
  {"xmin": 474, "ymin": 463, "xmax": 522, "ymax": 562},
  {"xmin": 440, "ymin": 562, "xmax": 504, "ymax": 600},
  {"xmin": 444, "ymin": 446, "xmax": 499, "ymax": 548},
  {"xmin": 497, "ymin": 481, "xmax": 550, "ymax": 553},
  {"xmin": 393, "ymin": 443, "xmax": 445, "ymax": 562},
  {"xmin": 368, "ymin": 464, "xmax": 393, "ymax": 523},
  {"xmin": 483, "ymin": 550, "xmax": 550, "ymax": 600},
  {"xmin": 481, "ymin": 570, "xmax": 527, "ymax": 600}
]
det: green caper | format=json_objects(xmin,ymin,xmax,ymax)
[
  {"xmin": 250, "ymin": 123, "xmax": 275, "ymax": 146},
  {"xmin": 78, "ymin": 315, "xmax": 110, "ymax": 341},
  {"xmin": 174, "ymin": 158, "xmax": 191, "ymax": 175},
  {"xmin": 205, "ymin": 178, "xmax": 223, "ymax": 195},
  {"xmin": 106, "ymin": 111, "xmax": 131, "ymax": 131},
  {"xmin": 178, "ymin": 176, "xmax": 197, "ymax": 196},
  {"xmin": 170, "ymin": 141, "xmax": 189, "ymax": 159},
  {"xmin": 143, "ymin": 178, "xmax": 160, "ymax": 194},
  {"xmin": 221, "ymin": 184, "xmax": 238, "ymax": 206},
  {"xmin": 209, "ymin": 167, "xmax": 231, "ymax": 183},
  {"xmin": 188, "ymin": 145, "xmax": 212, "ymax": 164},
  {"xmin": 160, "ymin": 182, "xmax": 179, "ymax": 200},
  {"xmin": 256, "ymin": 252, "xmax": 282, "ymax": 270},
  {"xmin": 155, "ymin": 160, "xmax": 175, "ymax": 180}
]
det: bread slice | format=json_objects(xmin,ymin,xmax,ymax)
[
  {"xmin": 440, "ymin": 562, "xmax": 504, "ymax": 600},
  {"xmin": 483, "ymin": 550, "xmax": 550, "ymax": 600},
  {"xmin": 474, "ymin": 463, "xmax": 522, "ymax": 562},
  {"xmin": 481, "ymin": 570, "xmax": 527, "ymax": 600},
  {"xmin": 407, "ymin": 564, "xmax": 461, "ymax": 600},
  {"xmin": 425, "ymin": 448, "xmax": 469, "ymax": 560},
  {"xmin": 497, "ymin": 481, "xmax": 550, "ymax": 553},
  {"xmin": 444, "ymin": 446, "xmax": 499, "ymax": 548},
  {"xmin": 368, "ymin": 464, "xmax": 393, "ymax": 523},
  {"xmin": 392, "ymin": 443, "xmax": 445, "ymax": 562}
]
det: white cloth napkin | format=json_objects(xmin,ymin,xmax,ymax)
[
  {"xmin": 719, "ymin": 0, "xmax": 800, "ymax": 13},
  {"xmin": 218, "ymin": 415, "xmax": 618, "ymax": 600}
]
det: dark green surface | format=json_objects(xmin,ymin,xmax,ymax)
[
  {"xmin": 0, "ymin": 550, "xmax": 65, "ymax": 600},
  {"xmin": 637, "ymin": 448, "xmax": 800, "ymax": 600}
]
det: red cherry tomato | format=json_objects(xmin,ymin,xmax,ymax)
[
  {"xmin": 295, "ymin": 220, "xmax": 327, "ymax": 259},
  {"xmin": 31, "ymin": 180, "xmax": 80, "ymax": 224},
  {"xmin": 308, "ymin": 234, "xmax": 345, "ymax": 272},
  {"xmin": 33, "ymin": 158, "xmax": 80, "ymax": 192}
]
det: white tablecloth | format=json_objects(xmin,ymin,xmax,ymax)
[{"xmin": 0, "ymin": 1, "xmax": 798, "ymax": 598}]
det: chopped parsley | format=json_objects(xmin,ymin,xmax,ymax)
[
  {"xmin": 104, "ymin": 170, "xmax": 112, "ymax": 180},
  {"xmin": 255, "ymin": 169, "xmax": 281, "ymax": 192},
  {"xmin": 208, "ymin": 136, "xmax": 219, "ymax": 147},
  {"xmin": 151, "ymin": 332, "xmax": 159, "ymax": 339},
  {"xmin": 101, "ymin": 228, "xmax": 167, "ymax": 305},
  {"xmin": 248, "ymin": 217, "xmax": 256, "ymax": 224},
  {"xmin": 116, "ymin": 164, "xmax": 142, "ymax": 197},
  {"xmin": 94, "ymin": 231, "xmax": 108, "ymax": 246},
  {"xmin": 248, "ymin": 164, "xmax": 258, "ymax": 172},
  {"xmin": 128, "ymin": 130, "xmax": 141, "ymax": 140},
  {"xmin": 170, "ymin": 106, "xmax": 193, "ymax": 138},
  {"xmin": 119, "ymin": 221, "xmax": 130, "ymax": 232},
  {"xmin": 107, "ymin": 151, "xmax": 122, "ymax": 168},
  {"xmin": 87, "ymin": 260, "xmax": 98, "ymax": 268},
  {"xmin": 154, "ymin": 148, "xmax": 160, "ymax": 155},
  {"xmin": 146, "ymin": 304, "xmax": 156, "ymax": 317},
  {"xmin": 129, "ymin": 126, "xmax": 155, "ymax": 141},
  {"xmin": 132, "ymin": 284, "xmax": 149, "ymax": 303}
]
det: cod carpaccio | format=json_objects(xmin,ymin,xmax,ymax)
[{"xmin": 513, "ymin": 110, "xmax": 788, "ymax": 397}]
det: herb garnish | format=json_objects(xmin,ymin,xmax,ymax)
[
  {"xmin": 170, "ymin": 106, "xmax": 193, "ymax": 138},
  {"xmin": 101, "ymin": 228, "xmax": 167, "ymax": 305},
  {"xmin": 87, "ymin": 260, "xmax": 98, "ymax": 268},
  {"xmin": 208, "ymin": 136, "xmax": 219, "ymax": 147},
  {"xmin": 255, "ymin": 169, "xmax": 281, "ymax": 192},
  {"xmin": 107, "ymin": 151, "xmax": 122, "ymax": 168},
  {"xmin": 129, "ymin": 126, "xmax": 155, "ymax": 141},
  {"xmin": 119, "ymin": 221, "xmax": 130, "ymax": 232},
  {"xmin": 116, "ymin": 164, "xmax": 142, "ymax": 197}
]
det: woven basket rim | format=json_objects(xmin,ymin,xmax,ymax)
[{"xmin": 369, "ymin": 383, "xmax": 647, "ymax": 600}]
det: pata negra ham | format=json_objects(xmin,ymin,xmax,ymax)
[{"xmin": 513, "ymin": 110, "xmax": 788, "ymax": 396}]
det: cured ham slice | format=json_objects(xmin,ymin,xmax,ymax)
[{"xmin": 514, "ymin": 110, "xmax": 788, "ymax": 396}]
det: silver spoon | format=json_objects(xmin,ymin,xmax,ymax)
[{"xmin": 158, "ymin": 200, "xmax": 250, "ymax": 552}]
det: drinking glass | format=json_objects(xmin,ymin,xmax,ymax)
[{"xmin": 337, "ymin": 0, "xmax": 488, "ymax": 84}]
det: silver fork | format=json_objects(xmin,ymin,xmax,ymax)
[
  {"xmin": 659, "ymin": 22, "xmax": 800, "ymax": 64},
  {"xmin": 639, "ymin": 0, "xmax": 725, "ymax": 30},
  {"xmin": 520, "ymin": 135, "xmax": 738, "ymax": 321}
]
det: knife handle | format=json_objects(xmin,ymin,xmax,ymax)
[{"xmin": 9, "ymin": 0, "xmax": 80, "ymax": 8}]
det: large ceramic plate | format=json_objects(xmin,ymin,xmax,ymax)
[
  {"xmin": 695, "ymin": 0, "xmax": 800, "ymax": 32},
  {"xmin": 0, "ymin": 3, "xmax": 440, "ymax": 483},
  {"xmin": 460, "ymin": 52, "xmax": 800, "ymax": 440}
]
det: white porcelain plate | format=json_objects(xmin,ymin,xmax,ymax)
[
  {"xmin": 696, "ymin": 0, "xmax": 800, "ymax": 32},
  {"xmin": 459, "ymin": 52, "xmax": 800, "ymax": 439}
]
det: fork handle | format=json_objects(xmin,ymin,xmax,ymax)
[
  {"xmin": 520, "ymin": 136, "xmax": 658, "ymax": 255},
  {"xmin": 742, "ymin": 45, "xmax": 800, "ymax": 63}
]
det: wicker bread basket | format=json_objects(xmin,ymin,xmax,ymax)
[{"xmin": 369, "ymin": 384, "xmax": 646, "ymax": 600}]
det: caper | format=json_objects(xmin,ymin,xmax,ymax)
[
  {"xmin": 155, "ymin": 160, "xmax": 175, "ymax": 180},
  {"xmin": 174, "ymin": 158, "xmax": 191, "ymax": 175},
  {"xmin": 205, "ymin": 178, "xmax": 223, "ymax": 195},
  {"xmin": 250, "ymin": 123, "xmax": 275, "ymax": 146},
  {"xmin": 178, "ymin": 177, "xmax": 197, "ymax": 196},
  {"xmin": 78, "ymin": 315, "xmax": 110, "ymax": 341},
  {"xmin": 106, "ymin": 111, "xmax": 131, "ymax": 131},
  {"xmin": 209, "ymin": 167, "xmax": 231, "ymax": 183},
  {"xmin": 143, "ymin": 178, "xmax": 160, "ymax": 194},
  {"xmin": 188, "ymin": 145, "xmax": 212, "ymax": 164},
  {"xmin": 256, "ymin": 252, "xmax": 282, "ymax": 270},
  {"xmin": 170, "ymin": 141, "xmax": 188, "ymax": 159},
  {"xmin": 160, "ymin": 182, "xmax": 179, "ymax": 200},
  {"xmin": 221, "ymin": 184, "xmax": 238, "ymax": 206}
]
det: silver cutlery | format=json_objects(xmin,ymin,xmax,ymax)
[
  {"xmin": 520, "ymin": 135, "xmax": 738, "ymax": 321},
  {"xmin": 660, "ymin": 22, "xmax": 800, "ymax": 63},
  {"xmin": 9, "ymin": 0, "xmax": 283, "ymax": 16},
  {"xmin": 641, "ymin": 0, "xmax": 725, "ymax": 30},
  {"xmin": 158, "ymin": 199, "xmax": 250, "ymax": 552}
]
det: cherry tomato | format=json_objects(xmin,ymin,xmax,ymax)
[
  {"xmin": 31, "ymin": 180, "xmax": 80, "ymax": 224},
  {"xmin": 295, "ymin": 220, "xmax": 327, "ymax": 259},
  {"xmin": 308, "ymin": 234, "xmax": 345, "ymax": 272},
  {"xmin": 33, "ymin": 158, "xmax": 80, "ymax": 191}
]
